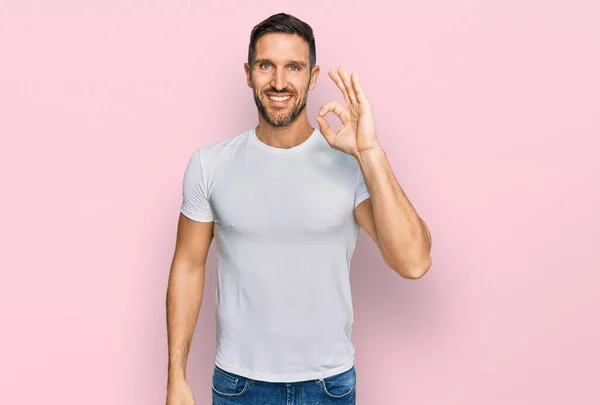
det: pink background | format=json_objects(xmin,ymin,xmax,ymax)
[{"xmin": 1, "ymin": 1, "xmax": 599, "ymax": 404}]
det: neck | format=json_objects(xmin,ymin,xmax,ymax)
[{"xmin": 255, "ymin": 112, "xmax": 314, "ymax": 149}]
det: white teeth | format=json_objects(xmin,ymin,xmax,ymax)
[{"xmin": 269, "ymin": 95, "xmax": 291, "ymax": 101}]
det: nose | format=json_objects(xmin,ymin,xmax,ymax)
[{"xmin": 271, "ymin": 67, "xmax": 288, "ymax": 91}]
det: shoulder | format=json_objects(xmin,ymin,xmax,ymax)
[{"xmin": 190, "ymin": 128, "xmax": 250, "ymax": 168}]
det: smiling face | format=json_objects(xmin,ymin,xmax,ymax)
[{"xmin": 245, "ymin": 33, "xmax": 319, "ymax": 127}]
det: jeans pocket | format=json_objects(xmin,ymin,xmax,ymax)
[
  {"xmin": 321, "ymin": 366, "xmax": 357, "ymax": 399},
  {"xmin": 211, "ymin": 366, "xmax": 250, "ymax": 398}
]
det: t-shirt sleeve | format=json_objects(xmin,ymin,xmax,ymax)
[
  {"xmin": 180, "ymin": 148, "xmax": 215, "ymax": 222},
  {"xmin": 354, "ymin": 164, "xmax": 371, "ymax": 208}
]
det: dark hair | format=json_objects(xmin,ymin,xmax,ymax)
[{"xmin": 248, "ymin": 13, "xmax": 316, "ymax": 71}]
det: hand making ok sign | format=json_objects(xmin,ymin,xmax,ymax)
[{"xmin": 316, "ymin": 67, "xmax": 381, "ymax": 158}]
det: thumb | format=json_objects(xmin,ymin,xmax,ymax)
[{"xmin": 315, "ymin": 115, "xmax": 335, "ymax": 144}]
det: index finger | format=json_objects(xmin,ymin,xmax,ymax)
[{"xmin": 318, "ymin": 100, "xmax": 350, "ymax": 123}]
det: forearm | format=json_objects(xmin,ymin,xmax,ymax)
[
  {"xmin": 356, "ymin": 146, "xmax": 431, "ymax": 277},
  {"xmin": 166, "ymin": 261, "xmax": 205, "ymax": 381}
]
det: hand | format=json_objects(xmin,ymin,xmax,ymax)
[
  {"xmin": 316, "ymin": 67, "xmax": 380, "ymax": 158},
  {"xmin": 166, "ymin": 377, "xmax": 195, "ymax": 405}
]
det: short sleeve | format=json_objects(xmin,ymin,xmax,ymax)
[
  {"xmin": 354, "ymin": 165, "xmax": 371, "ymax": 208},
  {"xmin": 180, "ymin": 148, "xmax": 215, "ymax": 222}
]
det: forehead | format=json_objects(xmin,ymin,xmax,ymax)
[{"xmin": 254, "ymin": 32, "xmax": 309, "ymax": 62}]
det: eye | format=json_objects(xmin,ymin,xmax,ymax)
[
  {"xmin": 259, "ymin": 62, "xmax": 272, "ymax": 69},
  {"xmin": 289, "ymin": 65, "xmax": 300, "ymax": 71}
]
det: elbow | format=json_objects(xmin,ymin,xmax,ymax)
[
  {"xmin": 406, "ymin": 261, "xmax": 431, "ymax": 280},
  {"xmin": 391, "ymin": 256, "xmax": 431, "ymax": 280}
]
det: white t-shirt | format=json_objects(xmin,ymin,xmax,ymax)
[{"xmin": 180, "ymin": 126, "xmax": 371, "ymax": 382}]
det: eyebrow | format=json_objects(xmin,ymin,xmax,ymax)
[{"xmin": 254, "ymin": 58, "xmax": 307, "ymax": 68}]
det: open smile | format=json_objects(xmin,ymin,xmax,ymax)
[{"xmin": 266, "ymin": 94, "xmax": 293, "ymax": 106}]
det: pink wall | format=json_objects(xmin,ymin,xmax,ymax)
[{"xmin": 1, "ymin": 1, "xmax": 598, "ymax": 404}]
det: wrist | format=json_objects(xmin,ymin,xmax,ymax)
[
  {"xmin": 355, "ymin": 144, "xmax": 385, "ymax": 164},
  {"xmin": 168, "ymin": 368, "xmax": 186, "ymax": 382}
]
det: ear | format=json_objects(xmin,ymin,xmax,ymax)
[
  {"xmin": 244, "ymin": 63, "xmax": 252, "ymax": 88},
  {"xmin": 308, "ymin": 65, "xmax": 320, "ymax": 91}
]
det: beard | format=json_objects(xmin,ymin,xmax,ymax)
[{"xmin": 252, "ymin": 84, "xmax": 309, "ymax": 128}]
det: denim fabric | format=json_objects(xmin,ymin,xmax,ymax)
[{"xmin": 211, "ymin": 364, "xmax": 357, "ymax": 405}]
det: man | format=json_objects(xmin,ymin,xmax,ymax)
[{"xmin": 166, "ymin": 12, "xmax": 432, "ymax": 405}]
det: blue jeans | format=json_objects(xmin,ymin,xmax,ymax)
[{"xmin": 211, "ymin": 364, "xmax": 357, "ymax": 404}]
